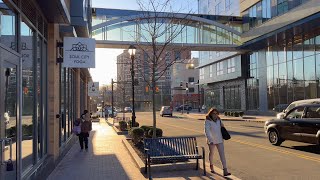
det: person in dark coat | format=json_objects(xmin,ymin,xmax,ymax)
[{"xmin": 79, "ymin": 110, "xmax": 92, "ymax": 152}]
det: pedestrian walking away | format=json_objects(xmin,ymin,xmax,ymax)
[
  {"xmin": 204, "ymin": 107, "xmax": 231, "ymax": 176},
  {"xmin": 79, "ymin": 110, "xmax": 92, "ymax": 152}
]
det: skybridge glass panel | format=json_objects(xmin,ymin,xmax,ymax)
[{"xmin": 92, "ymin": 17, "xmax": 241, "ymax": 46}]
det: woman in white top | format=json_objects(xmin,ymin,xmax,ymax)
[{"xmin": 204, "ymin": 107, "xmax": 231, "ymax": 176}]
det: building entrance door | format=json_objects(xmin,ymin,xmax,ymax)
[{"xmin": 0, "ymin": 47, "xmax": 20, "ymax": 180}]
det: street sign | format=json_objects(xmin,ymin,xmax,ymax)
[
  {"xmin": 63, "ymin": 37, "xmax": 96, "ymax": 68},
  {"xmin": 88, "ymin": 82, "xmax": 99, "ymax": 96}
]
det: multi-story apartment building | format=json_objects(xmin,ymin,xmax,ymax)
[
  {"xmin": 117, "ymin": 50, "xmax": 191, "ymax": 110},
  {"xmin": 199, "ymin": 0, "xmax": 320, "ymax": 115},
  {"xmin": 171, "ymin": 58, "xmax": 201, "ymax": 109}
]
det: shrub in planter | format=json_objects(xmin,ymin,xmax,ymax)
[
  {"xmin": 234, "ymin": 112, "xmax": 240, "ymax": 117},
  {"xmin": 224, "ymin": 111, "xmax": 228, "ymax": 116},
  {"xmin": 227, "ymin": 111, "xmax": 231, "ymax": 116},
  {"xmin": 231, "ymin": 112, "xmax": 235, "ymax": 117},
  {"xmin": 239, "ymin": 111, "xmax": 244, "ymax": 117},
  {"xmin": 140, "ymin": 125, "xmax": 152, "ymax": 137},
  {"xmin": 148, "ymin": 128, "xmax": 163, "ymax": 138},
  {"xmin": 127, "ymin": 120, "xmax": 140, "ymax": 129},
  {"xmin": 129, "ymin": 127, "xmax": 144, "ymax": 145},
  {"xmin": 119, "ymin": 120, "xmax": 127, "ymax": 131}
]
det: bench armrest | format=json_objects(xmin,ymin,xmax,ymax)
[{"xmin": 196, "ymin": 146, "xmax": 205, "ymax": 155}]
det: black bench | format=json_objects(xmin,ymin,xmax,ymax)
[{"xmin": 144, "ymin": 137, "xmax": 206, "ymax": 179}]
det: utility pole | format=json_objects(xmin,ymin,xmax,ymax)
[
  {"xmin": 111, "ymin": 79, "xmax": 114, "ymax": 118},
  {"xmin": 197, "ymin": 80, "xmax": 201, "ymax": 112}
]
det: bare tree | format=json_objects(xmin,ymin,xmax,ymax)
[{"xmin": 124, "ymin": 0, "xmax": 195, "ymax": 138}]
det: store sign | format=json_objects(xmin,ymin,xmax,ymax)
[
  {"xmin": 88, "ymin": 82, "xmax": 99, "ymax": 96},
  {"xmin": 63, "ymin": 37, "xmax": 95, "ymax": 68}
]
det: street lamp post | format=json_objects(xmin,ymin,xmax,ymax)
[
  {"xmin": 197, "ymin": 80, "xmax": 201, "ymax": 112},
  {"xmin": 128, "ymin": 45, "xmax": 136, "ymax": 127}
]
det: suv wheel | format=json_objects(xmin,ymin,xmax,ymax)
[{"xmin": 268, "ymin": 129, "xmax": 283, "ymax": 146}]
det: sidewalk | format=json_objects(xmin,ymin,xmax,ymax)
[
  {"xmin": 179, "ymin": 112, "xmax": 273, "ymax": 123},
  {"xmin": 47, "ymin": 119, "xmax": 229, "ymax": 180},
  {"xmin": 47, "ymin": 120, "xmax": 146, "ymax": 180}
]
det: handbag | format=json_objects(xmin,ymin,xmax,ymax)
[
  {"xmin": 72, "ymin": 125, "xmax": 81, "ymax": 135},
  {"xmin": 221, "ymin": 126, "xmax": 231, "ymax": 140}
]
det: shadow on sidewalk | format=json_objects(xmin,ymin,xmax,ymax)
[{"xmin": 48, "ymin": 130, "xmax": 133, "ymax": 180}]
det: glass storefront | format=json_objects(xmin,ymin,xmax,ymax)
[
  {"xmin": 224, "ymin": 85, "xmax": 241, "ymax": 110},
  {"xmin": 59, "ymin": 68, "xmax": 76, "ymax": 146},
  {"xmin": 204, "ymin": 88, "xmax": 221, "ymax": 110},
  {"xmin": 247, "ymin": 52, "xmax": 259, "ymax": 110},
  {"xmin": 0, "ymin": 0, "xmax": 48, "ymax": 179},
  {"xmin": 266, "ymin": 34, "xmax": 320, "ymax": 110}
]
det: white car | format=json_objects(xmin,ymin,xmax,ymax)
[
  {"xmin": 160, "ymin": 106, "xmax": 173, "ymax": 117},
  {"xmin": 276, "ymin": 98, "xmax": 320, "ymax": 119}
]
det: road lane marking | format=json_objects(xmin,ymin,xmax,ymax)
[{"xmin": 158, "ymin": 122, "xmax": 320, "ymax": 163}]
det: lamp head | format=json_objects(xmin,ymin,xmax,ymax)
[{"xmin": 128, "ymin": 45, "xmax": 136, "ymax": 56}]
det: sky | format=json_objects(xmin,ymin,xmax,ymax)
[{"xmin": 91, "ymin": 0, "xmax": 198, "ymax": 85}]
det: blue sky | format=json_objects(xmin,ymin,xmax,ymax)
[{"xmin": 91, "ymin": 0, "xmax": 198, "ymax": 85}]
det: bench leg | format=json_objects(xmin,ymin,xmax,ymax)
[
  {"xmin": 196, "ymin": 159, "xmax": 199, "ymax": 170},
  {"xmin": 145, "ymin": 158, "xmax": 147, "ymax": 173},
  {"xmin": 203, "ymin": 156, "xmax": 206, "ymax": 176},
  {"xmin": 148, "ymin": 156, "xmax": 151, "ymax": 179}
]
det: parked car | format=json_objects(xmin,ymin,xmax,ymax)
[
  {"xmin": 160, "ymin": 106, "xmax": 173, "ymax": 117},
  {"xmin": 264, "ymin": 104, "xmax": 320, "ymax": 146},
  {"xmin": 107, "ymin": 109, "xmax": 117, "ymax": 118},
  {"xmin": 176, "ymin": 105, "xmax": 192, "ymax": 111},
  {"xmin": 273, "ymin": 104, "xmax": 288, "ymax": 112},
  {"xmin": 124, "ymin": 107, "xmax": 132, "ymax": 113},
  {"xmin": 276, "ymin": 99, "xmax": 320, "ymax": 119}
]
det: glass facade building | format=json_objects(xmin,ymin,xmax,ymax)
[{"xmin": 199, "ymin": 0, "xmax": 319, "ymax": 113}]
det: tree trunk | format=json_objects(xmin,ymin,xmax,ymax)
[{"xmin": 152, "ymin": 60, "xmax": 157, "ymax": 138}]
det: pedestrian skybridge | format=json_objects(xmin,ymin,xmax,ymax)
[{"xmin": 92, "ymin": 8, "xmax": 242, "ymax": 51}]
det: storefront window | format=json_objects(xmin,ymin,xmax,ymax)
[
  {"xmin": 21, "ymin": 20, "xmax": 34, "ymax": 172},
  {"xmin": 266, "ymin": 33, "xmax": 320, "ymax": 110},
  {"xmin": 205, "ymin": 89, "xmax": 221, "ymax": 110},
  {"xmin": 224, "ymin": 85, "xmax": 241, "ymax": 110},
  {"xmin": 0, "ymin": 0, "xmax": 17, "ymax": 51},
  {"xmin": 247, "ymin": 52, "xmax": 259, "ymax": 110}
]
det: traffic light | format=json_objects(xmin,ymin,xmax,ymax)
[
  {"xmin": 156, "ymin": 86, "xmax": 159, "ymax": 92},
  {"xmin": 145, "ymin": 86, "xmax": 149, "ymax": 92},
  {"xmin": 186, "ymin": 82, "xmax": 188, "ymax": 88},
  {"xmin": 180, "ymin": 81, "xmax": 183, "ymax": 87}
]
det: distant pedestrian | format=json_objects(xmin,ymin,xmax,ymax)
[
  {"xmin": 79, "ymin": 110, "xmax": 92, "ymax": 152},
  {"xmin": 105, "ymin": 107, "xmax": 109, "ymax": 119},
  {"xmin": 204, "ymin": 107, "xmax": 231, "ymax": 176}
]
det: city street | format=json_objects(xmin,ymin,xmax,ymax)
[{"xmin": 124, "ymin": 112, "xmax": 320, "ymax": 180}]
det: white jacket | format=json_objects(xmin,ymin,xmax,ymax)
[{"xmin": 204, "ymin": 119, "xmax": 223, "ymax": 144}]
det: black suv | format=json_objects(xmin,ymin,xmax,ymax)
[{"xmin": 264, "ymin": 104, "xmax": 320, "ymax": 146}]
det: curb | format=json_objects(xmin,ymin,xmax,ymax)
[
  {"xmin": 112, "ymin": 125, "xmax": 128, "ymax": 135},
  {"xmin": 122, "ymin": 139, "xmax": 145, "ymax": 172},
  {"xmin": 185, "ymin": 115, "xmax": 267, "ymax": 123}
]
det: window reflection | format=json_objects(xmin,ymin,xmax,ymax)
[
  {"xmin": 266, "ymin": 34, "xmax": 320, "ymax": 110},
  {"xmin": 0, "ymin": 0, "xmax": 17, "ymax": 51}
]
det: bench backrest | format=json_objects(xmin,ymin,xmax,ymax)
[{"xmin": 144, "ymin": 137, "xmax": 198, "ymax": 157}]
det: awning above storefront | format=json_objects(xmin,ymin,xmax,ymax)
[{"xmin": 36, "ymin": 0, "xmax": 71, "ymax": 23}]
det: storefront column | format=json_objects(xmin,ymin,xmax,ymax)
[
  {"xmin": 84, "ymin": 77, "xmax": 88, "ymax": 111},
  {"xmin": 75, "ymin": 69, "xmax": 81, "ymax": 116},
  {"xmin": 47, "ymin": 23, "xmax": 60, "ymax": 160}
]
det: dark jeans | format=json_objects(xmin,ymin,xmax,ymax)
[{"xmin": 78, "ymin": 132, "xmax": 89, "ymax": 149}]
